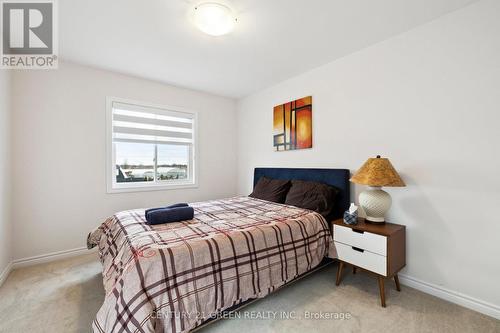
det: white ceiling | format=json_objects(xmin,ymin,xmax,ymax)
[{"xmin": 60, "ymin": 0, "xmax": 476, "ymax": 98}]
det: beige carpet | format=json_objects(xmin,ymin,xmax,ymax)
[{"xmin": 0, "ymin": 253, "xmax": 498, "ymax": 333}]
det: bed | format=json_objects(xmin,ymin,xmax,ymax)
[{"xmin": 88, "ymin": 168, "xmax": 350, "ymax": 333}]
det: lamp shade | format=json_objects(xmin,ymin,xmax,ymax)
[{"xmin": 350, "ymin": 156, "xmax": 406, "ymax": 187}]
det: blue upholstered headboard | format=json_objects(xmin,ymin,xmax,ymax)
[{"xmin": 253, "ymin": 167, "xmax": 351, "ymax": 220}]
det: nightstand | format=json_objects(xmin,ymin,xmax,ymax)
[{"xmin": 331, "ymin": 218, "xmax": 406, "ymax": 307}]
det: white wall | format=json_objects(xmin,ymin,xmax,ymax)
[
  {"xmin": 0, "ymin": 70, "xmax": 12, "ymax": 277},
  {"xmin": 237, "ymin": 0, "xmax": 500, "ymax": 312},
  {"xmin": 11, "ymin": 62, "xmax": 237, "ymax": 260}
]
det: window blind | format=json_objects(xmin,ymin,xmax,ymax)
[{"xmin": 112, "ymin": 102, "xmax": 194, "ymax": 145}]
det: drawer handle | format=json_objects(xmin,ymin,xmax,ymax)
[
  {"xmin": 352, "ymin": 246, "xmax": 365, "ymax": 253},
  {"xmin": 352, "ymin": 229, "xmax": 364, "ymax": 234}
]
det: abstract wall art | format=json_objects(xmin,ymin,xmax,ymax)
[{"xmin": 273, "ymin": 96, "xmax": 312, "ymax": 151}]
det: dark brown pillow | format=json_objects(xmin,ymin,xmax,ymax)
[
  {"xmin": 284, "ymin": 180, "xmax": 338, "ymax": 217},
  {"xmin": 249, "ymin": 176, "xmax": 291, "ymax": 203}
]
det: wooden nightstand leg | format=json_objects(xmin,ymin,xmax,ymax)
[
  {"xmin": 336, "ymin": 262, "xmax": 344, "ymax": 286},
  {"xmin": 378, "ymin": 277, "xmax": 386, "ymax": 307},
  {"xmin": 394, "ymin": 274, "xmax": 401, "ymax": 292},
  {"xmin": 352, "ymin": 266, "xmax": 357, "ymax": 274}
]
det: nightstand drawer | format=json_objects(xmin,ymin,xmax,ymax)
[
  {"xmin": 334, "ymin": 224, "xmax": 387, "ymax": 256},
  {"xmin": 335, "ymin": 241, "xmax": 387, "ymax": 276}
]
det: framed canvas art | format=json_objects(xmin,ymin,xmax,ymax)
[{"xmin": 273, "ymin": 96, "xmax": 312, "ymax": 151}]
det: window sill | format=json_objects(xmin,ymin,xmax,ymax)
[{"xmin": 107, "ymin": 182, "xmax": 198, "ymax": 194}]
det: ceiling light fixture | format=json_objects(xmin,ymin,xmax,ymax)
[{"xmin": 193, "ymin": 2, "xmax": 236, "ymax": 36}]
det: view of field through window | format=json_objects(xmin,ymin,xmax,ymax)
[{"xmin": 115, "ymin": 142, "xmax": 189, "ymax": 183}]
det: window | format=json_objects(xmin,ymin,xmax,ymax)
[{"xmin": 106, "ymin": 97, "xmax": 197, "ymax": 193}]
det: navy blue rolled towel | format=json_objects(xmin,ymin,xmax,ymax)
[
  {"xmin": 146, "ymin": 206, "xmax": 194, "ymax": 225},
  {"xmin": 145, "ymin": 203, "xmax": 189, "ymax": 220}
]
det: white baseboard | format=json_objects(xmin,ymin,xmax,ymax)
[
  {"xmin": 11, "ymin": 246, "xmax": 96, "ymax": 269},
  {"xmin": 399, "ymin": 274, "xmax": 500, "ymax": 320},
  {"xmin": 0, "ymin": 246, "xmax": 97, "ymax": 287},
  {"xmin": 0, "ymin": 261, "xmax": 13, "ymax": 287},
  {"xmin": 2, "ymin": 248, "xmax": 500, "ymax": 321}
]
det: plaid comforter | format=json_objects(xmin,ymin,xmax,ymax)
[{"xmin": 89, "ymin": 196, "xmax": 330, "ymax": 333}]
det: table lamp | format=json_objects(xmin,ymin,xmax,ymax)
[{"xmin": 350, "ymin": 156, "xmax": 405, "ymax": 223}]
